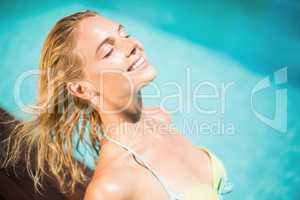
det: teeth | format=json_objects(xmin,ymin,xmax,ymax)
[{"xmin": 131, "ymin": 57, "xmax": 145, "ymax": 71}]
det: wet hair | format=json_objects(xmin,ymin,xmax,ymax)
[{"xmin": 1, "ymin": 10, "xmax": 103, "ymax": 195}]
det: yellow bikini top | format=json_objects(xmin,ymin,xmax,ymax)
[{"xmin": 183, "ymin": 147, "xmax": 232, "ymax": 200}]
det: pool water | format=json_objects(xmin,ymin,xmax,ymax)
[{"xmin": 0, "ymin": 0, "xmax": 299, "ymax": 199}]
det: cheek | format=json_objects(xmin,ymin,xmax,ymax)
[
  {"xmin": 101, "ymin": 72, "xmax": 133, "ymax": 97},
  {"xmin": 85, "ymin": 68, "xmax": 134, "ymax": 100},
  {"xmin": 99, "ymin": 52, "xmax": 128, "ymax": 71},
  {"xmin": 111, "ymin": 53, "xmax": 128, "ymax": 67},
  {"xmin": 86, "ymin": 55, "xmax": 133, "ymax": 98}
]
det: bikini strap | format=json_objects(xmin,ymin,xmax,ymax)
[{"xmin": 102, "ymin": 133, "xmax": 185, "ymax": 200}]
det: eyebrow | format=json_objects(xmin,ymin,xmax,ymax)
[{"xmin": 95, "ymin": 24, "xmax": 124, "ymax": 57}]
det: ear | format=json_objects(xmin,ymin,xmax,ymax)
[{"xmin": 66, "ymin": 81, "xmax": 97, "ymax": 101}]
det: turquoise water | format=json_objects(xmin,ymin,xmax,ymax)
[{"xmin": 0, "ymin": 0, "xmax": 299, "ymax": 199}]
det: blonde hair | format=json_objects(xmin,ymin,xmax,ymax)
[{"xmin": 1, "ymin": 10, "xmax": 103, "ymax": 195}]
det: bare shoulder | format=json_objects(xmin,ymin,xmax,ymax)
[{"xmin": 84, "ymin": 165, "xmax": 135, "ymax": 200}]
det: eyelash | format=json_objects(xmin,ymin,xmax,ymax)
[
  {"xmin": 120, "ymin": 29, "xmax": 131, "ymax": 38},
  {"xmin": 103, "ymin": 47, "xmax": 113, "ymax": 58}
]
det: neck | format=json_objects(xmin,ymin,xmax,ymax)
[{"xmin": 97, "ymin": 92, "xmax": 143, "ymax": 146}]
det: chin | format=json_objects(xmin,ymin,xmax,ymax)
[
  {"xmin": 135, "ymin": 64, "xmax": 157, "ymax": 90},
  {"xmin": 144, "ymin": 64, "xmax": 157, "ymax": 82}
]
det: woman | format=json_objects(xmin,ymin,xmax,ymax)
[{"xmin": 2, "ymin": 10, "xmax": 232, "ymax": 200}]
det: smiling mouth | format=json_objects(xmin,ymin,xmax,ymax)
[{"xmin": 127, "ymin": 56, "xmax": 146, "ymax": 72}]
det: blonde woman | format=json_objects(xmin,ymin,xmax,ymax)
[{"xmin": 2, "ymin": 10, "xmax": 232, "ymax": 200}]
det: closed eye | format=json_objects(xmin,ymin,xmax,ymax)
[
  {"xmin": 101, "ymin": 40, "xmax": 114, "ymax": 59},
  {"xmin": 118, "ymin": 24, "xmax": 131, "ymax": 38},
  {"xmin": 103, "ymin": 47, "xmax": 113, "ymax": 58},
  {"xmin": 124, "ymin": 34, "xmax": 131, "ymax": 38}
]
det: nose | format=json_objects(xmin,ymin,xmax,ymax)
[
  {"xmin": 127, "ymin": 44, "xmax": 137, "ymax": 57},
  {"xmin": 117, "ymin": 38, "xmax": 139, "ymax": 57}
]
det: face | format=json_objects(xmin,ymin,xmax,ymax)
[{"xmin": 68, "ymin": 15, "xmax": 157, "ymax": 112}]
